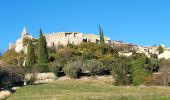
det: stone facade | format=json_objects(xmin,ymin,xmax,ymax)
[
  {"xmin": 9, "ymin": 27, "xmax": 111, "ymax": 53},
  {"xmin": 44, "ymin": 32, "xmax": 84, "ymax": 47},
  {"xmin": 44, "ymin": 32, "xmax": 111, "ymax": 48},
  {"xmin": 9, "ymin": 27, "xmax": 35, "ymax": 53}
]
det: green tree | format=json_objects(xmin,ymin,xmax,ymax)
[
  {"xmin": 26, "ymin": 40, "xmax": 36, "ymax": 66},
  {"xmin": 38, "ymin": 29, "xmax": 48, "ymax": 64},
  {"xmin": 132, "ymin": 54, "xmax": 148, "ymax": 86},
  {"xmin": 157, "ymin": 45, "xmax": 164, "ymax": 54},
  {"xmin": 99, "ymin": 25, "xmax": 105, "ymax": 44},
  {"xmin": 112, "ymin": 57, "xmax": 132, "ymax": 86}
]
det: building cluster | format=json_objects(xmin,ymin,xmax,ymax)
[
  {"xmin": 9, "ymin": 27, "xmax": 170, "ymax": 59},
  {"xmin": 115, "ymin": 41, "xmax": 170, "ymax": 59},
  {"xmin": 9, "ymin": 27, "xmax": 110, "ymax": 53}
]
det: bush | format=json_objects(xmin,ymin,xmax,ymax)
[
  {"xmin": 0, "ymin": 66, "xmax": 25, "ymax": 89},
  {"xmin": 132, "ymin": 70, "xmax": 147, "ymax": 86},
  {"xmin": 112, "ymin": 57, "xmax": 132, "ymax": 86},
  {"xmin": 25, "ymin": 65, "xmax": 39, "ymax": 85},
  {"xmin": 49, "ymin": 62, "xmax": 62, "ymax": 77},
  {"xmin": 34, "ymin": 64, "xmax": 49, "ymax": 73},
  {"xmin": 64, "ymin": 61, "xmax": 82, "ymax": 78},
  {"xmin": 84, "ymin": 59, "xmax": 105, "ymax": 75},
  {"xmin": 1, "ymin": 49, "xmax": 25, "ymax": 65}
]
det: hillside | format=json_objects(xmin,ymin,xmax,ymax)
[{"xmin": 7, "ymin": 76, "xmax": 170, "ymax": 100}]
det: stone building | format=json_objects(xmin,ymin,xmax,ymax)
[
  {"xmin": 9, "ymin": 27, "xmax": 35, "ymax": 53},
  {"xmin": 44, "ymin": 32, "xmax": 111, "ymax": 48},
  {"xmin": 44, "ymin": 32, "xmax": 84, "ymax": 47},
  {"xmin": 9, "ymin": 27, "xmax": 111, "ymax": 53}
]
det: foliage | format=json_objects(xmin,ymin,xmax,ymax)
[
  {"xmin": 84, "ymin": 59, "xmax": 105, "ymax": 75},
  {"xmin": 157, "ymin": 45, "xmax": 164, "ymax": 54},
  {"xmin": 37, "ymin": 29, "xmax": 48, "ymax": 64},
  {"xmin": 131, "ymin": 54, "xmax": 149, "ymax": 86},
  {"xmin": 1, "ymin": 49, "xmax": 25, "ymax": 65},
  {"xmin": 26, "ymin": 40, "xmax": 36, "ymax": 66},
  {"xmin": 112, "ymin": 57, "xmax": 132, "ymax": 85},
  {"xmin": 0, "ymin": 65, "xmax": 25, "ymax": 88},
  {"xmin": 34, "ymin": 64, "xmax": 49, "ymax": 73},
  {"xmin": 25, "ymin": 65, "xmax": 40, "ymax": 85},
  {"xmin": 146, "ymin": 58, "xmax": 159, "ymax": 73},
  {"xmin": 99, "ymin": 25, "xmax": 104, "ymax": 44},
  {"xmin": 49, "ymin": 62, "xmax": 62, "ymax": 77},
  {"xmin": 64, "ymin": 61, "xmax": 82, "ymax": 78},
  {"xmin": 22, "ymin": 37, "xmax": 32, "ymax": 46}
]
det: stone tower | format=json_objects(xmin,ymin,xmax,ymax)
[{"xmin": 21, "ymin": 27, "xmax": 29, "ymax": 37}]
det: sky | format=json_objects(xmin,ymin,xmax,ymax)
[{"xmin": 0, "ymin": 0, "xmax": 170, "ymax": 51}]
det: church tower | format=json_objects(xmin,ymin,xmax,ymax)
[{"xmin": 21, "ymin": 27, "xmax": 29, "ymax": 37}]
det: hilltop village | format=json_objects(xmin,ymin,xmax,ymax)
[{"xmin": 9, "ymin": 27, "xmax": 170, "ymax": 59}]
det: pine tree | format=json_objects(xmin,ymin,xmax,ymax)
[
  {"xmin": 26, "ymin": 40, "xmax": 36, "ymax": 66},
  {"xmin": 99, "ymin": 25, "xmax": 105, "ymax": 44},
  {"xmin": 38, "ymin": 29, "xmax": 48, "ymax": 64}
]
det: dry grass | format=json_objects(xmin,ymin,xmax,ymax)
[{"xmin": 7, "ymin": 76, "xmax": 170, "ymax": 100}]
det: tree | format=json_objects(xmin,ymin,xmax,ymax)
[
  {"xmin": 99, "ymin": 25, "xmax": 105, "ymax": 44},
  {"xmin": 1, "ymin": 49, "xmax": 24, "ymax": 65},
  {"xmin": 112, "ymin": 57, "xmax": 132, "ymax": 86},
  {"xmin": 157, "ymin": 45, "xmax": 164, "ymax": 54},
  {"xmin": 132, "ymin": 54, "xmax": 148, "ymax": 86},
  {"xmin": 26, "ymin": 40, "xmax": 36, "ymax": 66},
  {"xmin": 38, "ymin": 29, "xmax": 48, "ymax": 64}
]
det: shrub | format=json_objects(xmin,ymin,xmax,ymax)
[
  {"xmin": 25, "ymin": 65, "xmax": 39, "ymax": 85},
  {"xmin": 112, "ymin": 57, "xmax": 132, "ymax": 86},
  {"xmin": 64, "ymin": 61, "xmax": 82, "ymax": 78},
  {"xmin": 1, "ymin": 49, "xmax": 25, "ymax": 65},
  {"xmin": 34, "ymin": 64, "xmax": 49, "ymax": 73},
  {"xmin": 0, "ymin": 66, "xmax": 25, "ymax": 89},
  {"xmin": 84, "ymin": 59, "xmax": 105, "ymax": 75},
  {"xmin": 132, "ymin": 70, "xmax": 147, "ymax": 86},
  {"xmin": 49, "ymin": 62, "xmax": 62, "ymax": 77}
]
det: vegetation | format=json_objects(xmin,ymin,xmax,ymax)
[
  {"xmin": 157, "ymin": 45, "xmax": 164, "ymax": 54},
  {"xmin": 1, "ymin": 49, "xmax": 25, "ymax": 66},
  {"xmin": 112, "ymin": 57, "xmax": 132, "ymax": 86},
  {"xmin": 37, "ymin": 29, "xmax": 48, "ymax": 64},
  {"xmin": 22, "ymin": 37, "xmax": 32, "ymax": 46},
  {"xmin": 8, "ymin": 79, "xmax": 170, "ymax": 100},
  {"xmin": 0, "ymin": 65, "xmax": 25, "ymax": 88},
  {"xmin": 26, "ymin": 40, "xmax": 36, "ymax": 66},
  {"xmin": 1, "ymin": 26, "xmax": 170, "ymax": 92},
  {"xmin": 99, "ymin": 25, "xmax": 105, "ymax": 44}
]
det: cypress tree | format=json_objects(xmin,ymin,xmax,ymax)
[
  {"xmin": 157, "ymin": 45, "xmax": 164, "ymax": 54},
  {"xmin": 99, "ymin": 25, "xmax": 105, "ymax": 44},
  {"xmin": 26, "ymin": 40, "xmax": 36, "ymax": 66},
  {"xmin": 38, "ymin": 29, "xmax": 48, "ymax": 64}
]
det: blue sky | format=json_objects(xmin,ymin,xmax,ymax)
[{"xmin": 0, "ymin": 0, "xmax": 170, "ymax": 51}]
